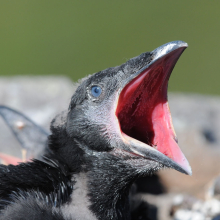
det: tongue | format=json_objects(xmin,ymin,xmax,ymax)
[{"xmin": 152, "ymin": 102, "xmax": 192, "ymax": 175}]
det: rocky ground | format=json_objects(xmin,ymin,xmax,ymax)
[{"xmin": 0, "ymin": 76, "xmax": 220, "ymax": 220}]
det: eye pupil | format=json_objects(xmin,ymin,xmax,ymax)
[
  {"xmin": 94, "ymin": 87, "xmax": 99, "ymax": 93},
  {"xmin": 91, "ymin": 86, "xmax": 102, "ymax": 97}
]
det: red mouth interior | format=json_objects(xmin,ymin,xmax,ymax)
[{"xmin": 116, "ymin": 49, "xmax": 184, "ymax": 159}]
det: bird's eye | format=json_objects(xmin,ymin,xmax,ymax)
[{"xmin": 91, "ymin": 86, "xmax": 102, "ymax": 97}]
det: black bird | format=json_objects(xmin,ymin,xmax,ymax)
[{"xmin": 0, "ymin": 41, "xmax": 191, "ymax": 220}]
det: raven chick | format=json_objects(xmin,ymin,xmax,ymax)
[{"xmin": 0, "ymin": 41, "xmax": 191, "ymax": 220}]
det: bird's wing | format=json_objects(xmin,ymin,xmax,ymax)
[{"xmin": 0, "ymin": 106, "xmax": 49, "ymax": 163}]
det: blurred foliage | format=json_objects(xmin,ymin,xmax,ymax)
[{"xmin": 0, "ymin": 1, "xmax": 220, "ymax": 95}]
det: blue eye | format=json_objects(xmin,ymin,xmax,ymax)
[{"xmin": 91, "ymin": 86, "xmax": 102, "ymax": 97}]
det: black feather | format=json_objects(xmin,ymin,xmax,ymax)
[
  {"xmin": 0, "ymin": 190, "xmax": 72, "ymax": 220},
  {"xmin": 0, "ymin": 155, "xmax": 73, "ymax": 210}
]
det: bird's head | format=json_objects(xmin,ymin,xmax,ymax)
[{"xmin": 51, "ymin": 41, "xmax": 191, "ymax": 176}]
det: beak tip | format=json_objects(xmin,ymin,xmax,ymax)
[
  {"xmin": 152, "ymin": 41, "xmax": 188, "ymax": 61},
  {"xmin": 183, "ymin": 165, "xmax": 192, "ymax": 176},
  {"xmin": 178, "ymin": 41, "xmax": 188, "ymax": 48},
  {"xmin": 178, "ymin": 158, "xmax": 192, "ymax": 176}
]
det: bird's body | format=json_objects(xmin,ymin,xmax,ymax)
[{"xmin": 0, "ymin": 41, "xmax": 191, "ymax": 220}]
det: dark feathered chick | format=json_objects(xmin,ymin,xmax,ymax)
[{"xmin": 0, "ymin": 41, "xmax": 191, "ymax": 220}]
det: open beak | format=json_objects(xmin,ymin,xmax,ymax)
[{"xmin": 116, "ymin": 41, "xmax": 192, "ymax": 175}]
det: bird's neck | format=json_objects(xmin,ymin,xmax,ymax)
[{"xmin": 84, "ymin": 153, "xmax": 137, "ymax": 220}]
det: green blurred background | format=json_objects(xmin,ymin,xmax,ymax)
[{"xmin": 0, "ymin": 1, "xmax": 219, "ymax": 95}]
